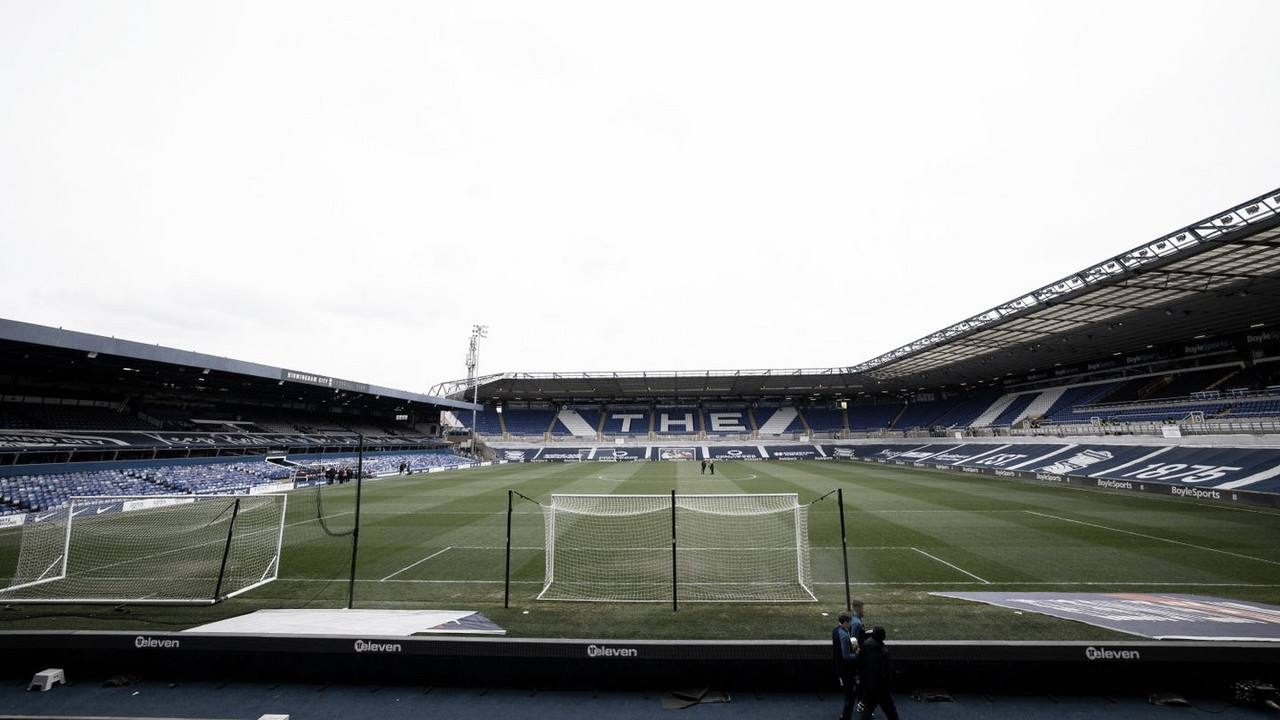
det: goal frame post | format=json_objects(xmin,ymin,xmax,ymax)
[{"xmin": 0, "ymin": 493, "xmax": 287, "ymax": 606}]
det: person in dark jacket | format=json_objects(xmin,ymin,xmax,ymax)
[
  {"xmin": 855, "ymin": 625, "xmax": 899, "ymax": 720},
  {"xmin": 831, "ymin": 610, "xmax": 861, "ymax": 720}
]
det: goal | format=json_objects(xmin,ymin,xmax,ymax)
[
  {"xmin": 537, "ymin": 493, "xmax": 815, "ymax": 603},
  {"xmin": 0, "ymin": 494, "xmax": 286, "ymax": 605}
]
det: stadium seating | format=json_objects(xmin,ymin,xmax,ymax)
[
  {"xmin": 0, "ymin": 403, "xmax": 155, "ymax": 432},
  {"xmin": 292, "ymin": 451, "xmax": 470, "ymax": 477},
  {"xmin": 5, "ymin": 356, "xmax": 1280, "ymax": 521},
  {"xmin": 754, "ymin": 405, "xmax": 800, "ymax": 435},
  {"xmin": 798, "ymin": 407, "xmax": 844, "ymax": 434},
  {"xmin": 891, "ymin": 394, "xmax": 990, "ymax": 431},
  {"xmin": 700, "ymin": 405, "xmax": 753, "ymax": 436},
  {"xmin": 845, "ymin": 402, "xmax": 905, "ymax": 432},
  {"xmin": 987, "ymin": 393, "xmax": 1039, "ymax": 427},
  {"xmin": 484, "ymin": 408, "xmax": 553, "ymax": 436},
  {"xmin": 564, "ymin": 406, "xmax": 605, "ymax": 437},
  {"xmin": 0, "ymin": 450, "xmax": 471, "ymax": 516}
]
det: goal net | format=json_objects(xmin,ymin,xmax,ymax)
[
  {"xmin": 0, "ymin": 494, "xmax": 286, "ymax": 605},
  {"xmin": 538, "ymin": 493, "xmax": 815, "ymax": 603}
]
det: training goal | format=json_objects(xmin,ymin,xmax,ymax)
[
  {"xmin": 0, "ymin": 494, "xmax": 286, "ymax": 605},
  {"xmin": 537, "ymin": 493, "xmax": 815, "ymax": 603}
]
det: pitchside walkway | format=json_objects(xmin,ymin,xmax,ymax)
[{"xmin": 1, "ymin": 678, "xmax": 1271, "ymax": 719}]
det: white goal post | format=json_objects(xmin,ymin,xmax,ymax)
[
  {"xmin": 538, "ymin": 493, "xmax": 815, "ymax": 603},
  {"xmin": 0, "ymin": 494, "xmax": 286, "ymax": 605}
]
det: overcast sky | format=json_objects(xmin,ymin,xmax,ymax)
[{"xmin": 2, "ymin": 1, "xmax": 1278, "ymax": 395}]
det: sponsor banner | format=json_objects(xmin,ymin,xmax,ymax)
[
  {"xmin": 708, "ymin": 446, "xmax": 765, "ymax": 460},
  {"xmin": 134, "ymin": 635, "xmax": 182, "ymax": 649},
  {"xmin": 586, "ymin": 643, "xmax": 640, "ymax": 658},
  {"xmin": 595, "ymin": 448, "xmax": 646, "ymax": 461},
  {"xmin": 836, "ymin": 442, "xmax": 1280, "ymax": 495},
  {"xmin": 71, "ymin": 500, "xmax": 124, "ymax": 519},
  {"xmin": 920, "ymin": 444, "xmax": 997, "ymax": 466},
  {"xmin": 952, "ymin": 444, "xmax": 1078, "ymax": 471},
  {"xmin": 658, "ymin": 447, "xmax": 696, "ymax": 461},
  {"xmin": 1024, "ymin": 444, "xmax": 1160, "ymax": 477},
  {"xmin": 0, "ymin": 514, "xmax": 25, "ymax": 529},
  {"xmin": 860, "ymin": 444, "xmax": 934, "ymax": 462},
  {"xmin": 28, "ymin": 508, "xmax": 65, "ymax": 524},
  {"xmin": 835, "ymin": 444, "xmax": 1280, "ymax": 508},
  {"xmin": 936, "ymin": 592, "xmax": 1280, "ymax": 641},
  {"xmin": 0, "ymin": 431, "xmax": 131, "ymax": 448},
  {"xmin": 124, "ymin": 497, "xmax": 196, "ymax": 512},
  {"xmin": 250, "ymin": 482, "xmax": 292, "ymax": 495},
  {"xmin": 1029, "ymin": 447, "xmax": 1116, "ymax": 475},
  {"xmin": 533, "ymin": 448, "xmax": 592, "ymax": 462},
  {"xmin": 1087, "ymin": 445, "xmax": 1280, "ymax": 493},
  {"xmin": 827, "ymin": 446, "xmax": 858, "ymax": 460},
  {"xmin": 762, "ymin": 446, "xmax": 818, "ymax": 460}
]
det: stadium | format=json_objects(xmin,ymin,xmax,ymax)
[{"xmin": 3, "ymin": 187, "xmax": 1280, "ymax": 717}]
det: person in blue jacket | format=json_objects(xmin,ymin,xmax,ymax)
[{"xmin": 831, "ymin": 605, "xmax": 863, "ymax": 720}]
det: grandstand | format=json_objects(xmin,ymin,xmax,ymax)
[{"xmin": 1, "ymin": 187, "xmax": 1279, "ymax": 699}]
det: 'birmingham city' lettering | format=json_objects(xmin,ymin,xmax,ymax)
[
  {"xmin": 135, "ymin": 636, "xmax": 180, "ymax": 649},
  {"xmin": 354, "ymin": 639, "xmax": 402, "ymax": 653},
  {"xmin": 1085, "ymin": 646, "xmax": 1140, "ymax": 661},
  {"xmin": 587, "ymin": 644, "xmax": 638, "ymax": 658}
]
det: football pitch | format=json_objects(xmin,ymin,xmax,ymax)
[{"xmin": 2, "ymin": 458, "xmax": 1279, "ymax": 641}]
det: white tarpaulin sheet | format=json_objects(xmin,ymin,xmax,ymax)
[{"xmin": 186, "ymin": 609, "xmax": 505, "ymax": 636}]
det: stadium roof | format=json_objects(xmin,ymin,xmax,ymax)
[
  {"xmin": 435, "ymin": 186, "xmax": 1280, "ymax": 405},
  {"xmin": 4, "ymin": 188, "xmax": 1277, "ymax": 414},
  {"xmin": 0, "ymin": 318, "xmax": 477, "ymax": 419}
]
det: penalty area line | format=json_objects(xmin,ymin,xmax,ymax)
[
  {"xmin": 912, "ymin": 547, "xmax": 990, "ymax": 584},
  {"xmin": 380, "ymin": 547, "xmax": 452, "ymax": 582}
]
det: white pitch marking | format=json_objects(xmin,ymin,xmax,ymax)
[
  {"xmin": 1026, "ymin": 511, "xmax": 1280, "ymax": 567},
  {"xmin": 380, "ymin": 546, "xmax": 452, "ymax": 582},
  {"xmin": 911, "ymin": 547, "xmax": 990, "ymax": 584}
]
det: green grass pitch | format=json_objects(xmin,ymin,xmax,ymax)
[{"xmin": 2, "ymin": 459, "xmax": 1279, "ymax": 641}]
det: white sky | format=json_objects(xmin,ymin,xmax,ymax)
[{"xmin": 2, "ymin": 1, "xmax": 1278, "ymax": 395}]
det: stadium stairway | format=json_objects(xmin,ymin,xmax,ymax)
[
  {"xmin": 757, "ymin": 406, "xmax": 798, "ymax": 435},
  {"xmin": 971, "ymin": 393, "xmax": 1020, "ymax": 427},
  {"xmin": 556, "ymin": 408, "xmax": 597, "ymax": 437}
]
